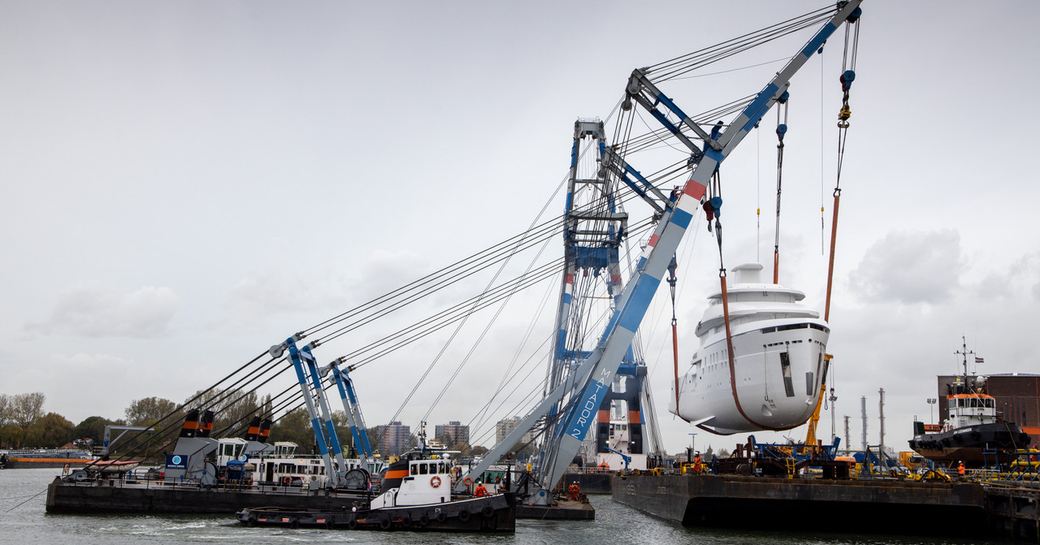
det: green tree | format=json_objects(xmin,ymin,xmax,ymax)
[
  {"xmin": 0, "ymin": 394, "xmax": 11, "ymax": 425},
  {"xmin": 0, "ymin": 423, "xmax": 23, "ymax": 448},
  {"xmin": 73, "ymin": 416, "xmax": 121, "ymax": 445},
  {"xmin": 24, "ymin": 412, "xmax": 74, "ymax": 447},
  {"xmin": 269, "ymin": 408, "xmax": 315, "ymax": 453},
  {"xmin": 11, "ymin": 392, "xmax": 45, "ymax": 428},
  {"xmin": 186, "ymin": 388, "xmax": 259, "ymax": 436},
  {"xmin": 125, "ymin": 396, "xmax": 178, "ymax": 426}
]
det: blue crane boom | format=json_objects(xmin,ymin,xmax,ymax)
[
  {"xmin": 460, "ymin": 0, "xmax": 863, "ymax": 499},
  {"xmin": 327, "ymin": 359, "xmax": 375, "ymax": 459}
]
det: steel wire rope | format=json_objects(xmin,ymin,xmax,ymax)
[
  {"xmin": 668, "ymin": 56, "xmax": 792, "ymax": 81},
  {"xmin": 647, "ymin": 7, "xmax": 835, "ymax": 81},
  {"xmin": 85, "ymin": 354, "xmax": 287, "ymax": 467},
  {"xmin": 117, "ymin": 356, "xmax": 293, "ymax": 461},
  {"xmin": 338, "ymin": 179, "xmax": 673, "ymax": 370},
  {"xmin": 333, "ymin": 258, "xmax": 566, "ymax": 361},
  {"xmin": 309, "ymin": 138, "xmax": 676, "ymax": 349},
  {"xmin": 419, "ymin": 232, "xmax": 558, "ymax": 421},
  {"xmin": 645, "ymin": 4, "xmax": 834, "ymax": 73},
  {"xmin": 466, "ymin": 273, "xmax": 558, "ymax": 429},
  {"xmin": 651, "ymin": 14, "xmax": 831, "ymax": 82},
  {"xmin": 467, "ymin": 330, "xmax": 555, "ymax": 433},
  {"xmin": 260, "ymin": 220, "xmax": 659, "ymax": 441},
  {"xmin": 346, "ymin": 221, "xmax": 656, "ymax": 371},
  {"xmin": 236, "ymin": 130, "xmax": 717, "ymax": 453}
]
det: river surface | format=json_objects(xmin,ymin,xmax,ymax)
[{"xmin": 0, "ymin": 468, "xmax": 1004, "ymax": 545}]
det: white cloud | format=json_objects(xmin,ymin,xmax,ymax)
[
  {"xmin": 25, "ymin": 286, "xmax": 178, "ymax": 338},
  {"xmin": 850, "ymin": 230, "xmax": 962, "ymax": 304}
]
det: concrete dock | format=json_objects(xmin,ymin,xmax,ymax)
[{"xmin": 612, "ymin": 474, "xmax": 1038, "ymax": 541}]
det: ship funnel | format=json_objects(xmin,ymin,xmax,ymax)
[
  {"xmin": 197, "ymin": 409, "xmax": 216, "ymax": 438},
  {"xmin": 179, "ymin": 408, "xmax": 201, "ymax": 438},
  {"xmin": 258, "ymin": 418, "xmax": 272, "ymax": 442},
  {"xmin": 732, "ymin": 263, "xmax": 764, "ymax": 284},
  {"xmin": 244, "ymin": 416, "xmax": 262, "ymax": 441}
]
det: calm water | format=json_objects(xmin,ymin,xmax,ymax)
[{"xmin": 0, "ymin": 469, "xmax": 1003, "ymax": 545}]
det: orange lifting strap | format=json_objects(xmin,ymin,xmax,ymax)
[{"xmin": 667, "ymin": 257, "xmax": 680, "ymax": 411}]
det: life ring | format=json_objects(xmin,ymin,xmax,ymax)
[
  {"xmin": 462, "ymin": 476, "xmax": 473, "ymax": 487},
  {"xmin": 457, "ymin": 509, "xmax": 471, "ymax": 522},
  {"xmin": 281, "ymin": 476, "xmax": 291, "ymax": 486},
  {"xmin": 430, "ymin": 475, "xmax": 442, "ymax": 488}
]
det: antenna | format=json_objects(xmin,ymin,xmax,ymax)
[
  {"xmin": 878, "ymin": 388, "xmax": 885, "ymax": 465},
  {"xmin": 860, "ymin": 396, "xmax": 867, "ymax": 452},
  {"xmin": 954, "ymin": 335, "xmax": 975, "ymax": 386}
]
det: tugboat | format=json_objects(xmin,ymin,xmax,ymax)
[
  {"xmin": 237, "ymin": 425, "xmax": 516, "ymax": 532},
  {"xmin": 909, "ymin": 338, "xmax": 1032, "ymax": 467}
]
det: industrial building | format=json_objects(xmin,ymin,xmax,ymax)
[{"xmin": 434, "ymin": 421, "xmax": 469, "ymax": 448}]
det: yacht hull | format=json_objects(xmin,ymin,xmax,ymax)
[{"xmin": 672, "ymin": 321, "xmax": 829, "ymax": 434}]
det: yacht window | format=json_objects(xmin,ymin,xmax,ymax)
[
  {"xmin": 985, "ymin": 399, "xmax": 994, "ymax": 408},
  {"xmin": 420, "ymin": 463, "xmax": 429, "ymax": 475},
  {"xmin": 805, "ymin": 371, "xmax": 814, "ymax": 396},
  {"xmin": 779, "ymin": 352, "xmax": 795, "ymax": 397},
  {"xmin": 410, "ymin": 465, "xmax": 418, "ymax": 476}
]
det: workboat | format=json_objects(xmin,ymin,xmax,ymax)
[
  {"xmin": 909, "ymin": 374, "xmax": 1031, "ymax": 467},
  {"xmin": 670, "ymin": 263, "xmax": 830, "ymax": 434},
  {"xmin": 237, "ymin": 444, "xmax": 515, "ymax": 532}
]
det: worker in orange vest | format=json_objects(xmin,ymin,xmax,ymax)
[
  {"xmin": 957, "ymin": 461, "xmax": 965, "ymax": 478},
  {"xmin": 474, "ymin": 480, "xmax": 489, "ymax": 497},
  {"xmin": 692, "ymin": 452, "xmax": 704, "ymax": 474},
  {"xmin": 567, "ymin": 481, "xmax": 581, "ymax": 501}
]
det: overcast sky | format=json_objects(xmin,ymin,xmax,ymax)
[{"xmin": 2, "ymin": 1, "xmax": 1038, "ymax": 455}]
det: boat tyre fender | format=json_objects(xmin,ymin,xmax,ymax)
[
  {"xmin": 379, "ymin": 518, "xmax": 392, "ymax": 530},
  {"xmin": 347, "ymin": 518, "xmax": 357, "ymax": 530},
  {"xmin": 457, "ymin": 509, "xmax": 471, "ymax": 522},
  {"xmin": 436, "ymin": 511, "xmax": 447, "ymax": 523},
  {"xmin": 481, "ymin": 505, "xmax": 495, "ymax": 519},
  {"xmin": 417, "ymin": 514, "xmax": 429, "ymax": 527}
]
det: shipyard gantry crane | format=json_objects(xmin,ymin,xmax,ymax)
[
  {"xmin": 459, "ymin": 0, "xmax": 864, "ymax": 503},
  {"xmin": 540, "ymin": 119, "xmax": 663, "ymax": 472}
]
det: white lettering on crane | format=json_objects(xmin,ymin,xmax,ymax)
[{"xmin": 569, "ymin": 381, "xmax": 607, "ymax": 439}]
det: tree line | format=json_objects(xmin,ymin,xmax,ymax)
[{"xmin": 1, "ymin": 391, "xmax": 492, "ymax": 460}]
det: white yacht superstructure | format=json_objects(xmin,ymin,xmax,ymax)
[{"xmin": 669, "ymin": 263, "xmax": 830, "ymax": 434}]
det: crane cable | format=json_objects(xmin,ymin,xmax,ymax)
[
  {"xmin": 772, "ymin": 91, "xmax": 790, "ymax": 285},
  {"xmin": 708, "ymin": 170, "xmax": 758, "ymax": 429},
  {"xmin": 824, "ymin": 5, "xmax": 861, "ymax": 322},
  {"xmin": 667, "ymin": 255, "xmax": 680, "ymax": 412}
]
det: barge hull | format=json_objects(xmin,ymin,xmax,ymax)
[
  {"xmin": 46, "ymin": 478, "xmax": 367, "ymax": 515},
  {"xmin": 611, "ymin": 474, "xmax": 988, "ymax": 536}
]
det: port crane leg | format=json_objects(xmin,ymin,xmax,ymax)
[
  {"xmin": 285, "ymin": 337, "xmax": 338, "ymax": 484},
  {"xmin": 328, "ymin": 361, "xmax": 374, "ymax": 459},
  {"xmin": 301, "ymin": 344, "xmax": 349, "ymax": 484}
]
